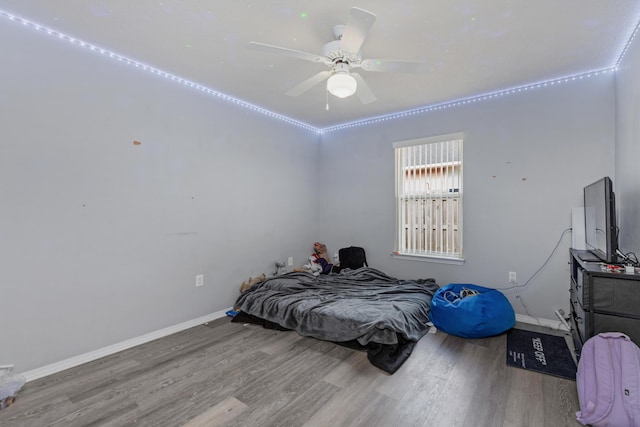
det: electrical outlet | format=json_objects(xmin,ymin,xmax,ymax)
[
  {"xmin": 288, "ymin": 256, "xmax": 294, "ymax": 266},
  {"xmin": 195, "ymin": 274, "xmax": 204, "ymax": 287},
  {"xmin": 509, "ymin": 272, "xmax": 517, "ymax": 284}
]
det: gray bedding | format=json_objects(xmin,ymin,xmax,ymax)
[{"xmin": 234, "ymin": 267, "xmax": 439, "ymax": 347}]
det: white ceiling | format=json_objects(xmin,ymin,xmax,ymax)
[{"xmin": 2, "ymin": 1, "xmax": 640, "ymax": 129}]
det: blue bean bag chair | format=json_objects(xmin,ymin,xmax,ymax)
[{"xmin": 430, "ymin": 283, "xmax": 515, "ymax": 338}]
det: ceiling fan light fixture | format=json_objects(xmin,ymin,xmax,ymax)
[{"xmin": 327, "ymin": 72, "xmax": 357, "ymax": 98}]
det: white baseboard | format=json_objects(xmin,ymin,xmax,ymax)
[
  {"xmin": 515, "ymin": 313, "xmax": 570, "ymax": 332},
  {"xmin": 20, "ymin": 309, "xmax": 565, "ymax": 382},
  {"xmin": 21, "ymin": 308, "xmax": 231, "ymax": 382}
]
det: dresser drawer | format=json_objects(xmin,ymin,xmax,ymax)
[
  {"xmin": 570, "ymin": 313, "xmax": 583, "ymax": 358},
  {"xmin": 592, "ymin": 313, "xmax": 640, "ymax": 345},
  {"xmin": 571, "ymin": 300, "xmax": 586, "ymax": 344},
  {"xmin": 575, "ymin": 268, "xmax": 588, "ymax": 309},
  {"xmin": 592, "ymin": 277, "xmax": 640, "ymax": 317},
  {"xmin": 570, "ymin": 278, "xmax": 583, "ymax": 311}
]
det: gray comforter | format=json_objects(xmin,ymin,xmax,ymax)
[{"xmin": 234, "ymin": 267, "xmax": 439, "ymax": 346}]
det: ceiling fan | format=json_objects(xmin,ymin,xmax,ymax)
[{"xmin": 248, "ymin": 7, "xmax": 429, "ymax": 105}]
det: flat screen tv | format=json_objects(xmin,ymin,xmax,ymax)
[{"xmin": 584, "ymin": 176, "xmax": 618, "ymax": 263}]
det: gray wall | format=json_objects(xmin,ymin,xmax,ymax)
[
  {"xmin": 0, "ymin": 22, "xmax": 320, "ymax": 372},
  {"xmin": 318, "ymin": 76, "xmax": 616, "ymax": 321},
  {"xmin": 2, "ymin": 13, "xmax": 630, "ymax": 375},
  {"xmin": 615, "ymin": 32, "xmax": 640, "ymax": 258}
]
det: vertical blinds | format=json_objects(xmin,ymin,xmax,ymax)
[{"xmin": 395, "ymin": 136, "xmax": 463, "ymax": 258}]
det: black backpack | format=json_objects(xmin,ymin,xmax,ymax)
[{"xmin": 338, "ymin": 246, "xmax": 368, "ymax": 270}]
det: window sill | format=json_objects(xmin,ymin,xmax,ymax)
[{"xmin": 391, "ymin": 252, "xmax": 465, "ymax": 265}]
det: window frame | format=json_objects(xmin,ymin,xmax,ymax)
[{"xmin": 393, "ymin": 132, "xmax": 464, "ymax": 264}]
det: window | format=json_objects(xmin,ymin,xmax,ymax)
[{"xmin": 394, "ymin": 133, "xmax": 463, "ymax": 260}]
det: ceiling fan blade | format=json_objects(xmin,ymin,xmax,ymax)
[
  {"xmin": 351, "ymin": 73, "xmax": 376, "ymax": 104},
  {"xmin": 286, "ymin": 71, "xmax": 332, "ymax": 96},
  {"xmin": 340, "ymin": 7, "xmax": 376, "ymax": 55},
  {"xmin": 248, "ymin": 41, "xmax": 325, "ymax": 63},
  {"xmin": 360, "ymin": 59, "xmax": 431, "ymax": 73}
]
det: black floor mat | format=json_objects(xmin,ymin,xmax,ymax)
[{"xmin": 506, "ymin": 328, "xmax": 576, "ymax": 380}]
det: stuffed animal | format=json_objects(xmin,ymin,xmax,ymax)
[
  {"xmin": 303, "ymin": 256, "xmax": 323, "ymax": 276},
  {"xmin": 293, "ymin": 243, "xmax": 335, "ymax": 275},
  {"xmin": 239, "ymin": 273, "xmax": 266, "ymax": 293},
  {"xmin": 313, "ymin": 242, "xmax": 331, "ymax": 263},
  {"xmin": 306, "ymin": 242, "xmax": 333, "ymax": 274}
]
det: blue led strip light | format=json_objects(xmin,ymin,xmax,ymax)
[
  {"xmin": 2, "ymin": 9, "xmax": 639, "ymax": 134},
  {"xmin": 0, "ymin": 10, "xmax": 319, "ymax": 133},
  {"xmin": 616, "ymin": 17, "xmax": 640, "ymax": 68},
  {"xmin": 320, "ymin": 68, "xmax": 615, "ymax": 134}
]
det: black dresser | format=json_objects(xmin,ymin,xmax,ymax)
[{"xmin": 569, "ymin": 249, "xmax": 640, "ymax": 357}]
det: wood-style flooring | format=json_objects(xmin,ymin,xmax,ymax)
[{"xmin": 0, "ymin": 318, "xmax": 581, "ymax": 426}]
